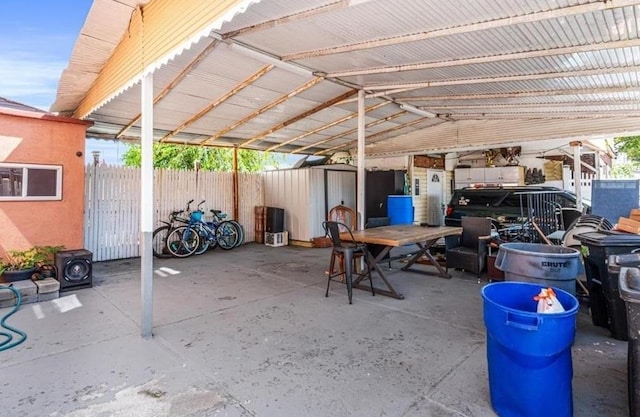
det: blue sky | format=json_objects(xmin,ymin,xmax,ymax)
[
  {"xmin": 0, "ymin": 1, "xmax": 302, "ymax": 167},
  {"xmin": 0, "ymin": 1, "xmax": 127, "ymax": 164},
  {"xmin": 0, "ymin": 1, "xmax": 92, "ymax": 110}
]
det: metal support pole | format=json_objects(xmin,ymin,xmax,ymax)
[
  {"xmin": 140, "ymin": 72, "xmax": 154, "ymax": 338},
  {"xmin": 233, "ymin": 146, "xmax": 239, "ymax": 220},
  {"xmin": 571, "ymin": 141, "xmax": 583, "ymax": 212},
  {"xmin": 357, "ymin": 90, "xmax": 366, "ymax": 230}
]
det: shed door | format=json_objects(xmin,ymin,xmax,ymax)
[
  {"xmin": 325, "ymin": 170, "xmax": 356, "ymax": 217},
  {"xmin": 426, "ymin": 169, "xmax": 444, "ymax": 226}
]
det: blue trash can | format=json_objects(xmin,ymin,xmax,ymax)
[
  {"xmin": 387, "ymin": 195, "xmax": 413, "ymax": 225},
  {"xmin": 481, "ymin": 282, "xmax": 579, "ymax": 417}
]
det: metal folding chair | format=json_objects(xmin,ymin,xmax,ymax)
[{"xmin": 322, "ymin": 221, "xmax": 374, "ymax": 304}]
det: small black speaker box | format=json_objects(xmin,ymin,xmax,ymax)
[
  {"xmin": 55, "ymin": 249, "xmax": 93, "ymax": 292},
  {"xmin": 266, "ymin": 207, "xmax": 284, "ymax": 233}
]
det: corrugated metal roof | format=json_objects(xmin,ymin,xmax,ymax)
[
  {"xmin": 0, "ymin": 97, "xmax": 46, "ymax": 113},
  {"xmin": 53, "ymin": 0, "xmax": 640, "ymax": 156}
]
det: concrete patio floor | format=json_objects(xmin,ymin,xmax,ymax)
[{"xmin": 0, "ymin": 243, "xmax": 628, "ymax": 417}]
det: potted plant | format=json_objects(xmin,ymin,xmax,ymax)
[
  {"xmin": 0, "ymin": 245, "xmax": 64, "ymax": 282},
  {"xmin": 34, "ymin": 245, "xmax": 64, "ymax": 280}
]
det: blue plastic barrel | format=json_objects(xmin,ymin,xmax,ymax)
[
  {"xmin": 481, "ymin": 282, "xmax": 579, "ymax": 417},
  {"xmin": 387, "ymin": 195, "xmax": 413, "ymax": 225}
]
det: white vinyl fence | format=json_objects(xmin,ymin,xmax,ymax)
[
  {"xmin": 84, "ymin": 164, "xmax": 264, "ymax": 261},
  {"xmin": 563, "ymin": 166, "xmax": 596, "ymax": 201}
]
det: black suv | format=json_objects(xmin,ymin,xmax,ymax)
[{"xmin": 444, "ymin": 186, "xmax": 590, "ymax": 230}]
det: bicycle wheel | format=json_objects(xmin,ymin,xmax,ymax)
[
  {"xmin": 229, "ymin": 220, "xmax": 245, "ymax": 247},
  {"xmin": 166, "ymin": 226, "xmax": 200, "ymax": 257},
  {"xmin": 215, "ymin": 221, "xmax": 239, "ymax": 250},
  {"xmin": 152, "ymin": 225, "xmax": 172, "ymax": 258},
  {"xmin": 194, "ymin": 224, "xmax": 211, "ymax": 255},
  {"xmin": 204, "ymin": 222, "xmax": 219, "ymax": 251}
]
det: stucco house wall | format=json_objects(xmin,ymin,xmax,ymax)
[{"xmin": 0, "ymin": 105, "xmax": 92, "ymax": 258}]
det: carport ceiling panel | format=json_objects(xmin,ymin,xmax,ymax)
[
  {"xmin": 89, "ymin": 121, "xmax": 123, "ymax": 137},
  {"xmin": 330, "ymin": 97, "xmax": 388, "ymax": 115},
  {"xmin": 218, "ymin": 85, "xmax": 289, "ymax": 110},
  {"xmin": 192, "ymin": 41, "xmax": 274, "ymax": 77},
  {"xmin": 153, "ymin": 93, "xmax": 216, "ymax": 116},
  {"xmin": 350, "ymin": 50, "xmax": 635, "ymax": 87},
  {"xmin": 227, "ymin": 0, "xmax": 554, "ymax": 58},
  {"xmin": 100, "ymin": 81, "xmax": 142, "ymax": 106},
  {"xmin": 221, "ymin": 93, "xmax": 325, "ymax": 120},
  {"xmin": 248, "ymin": 68, "xmax": 317, "ymax": 93},
  {"xmin": 217, "ymin": 0, "xmax": 329, "ymax": 34},
  {"xmin": 426, "ymin": 103, "xmax": 640, "ymax": 115},
  {"xmin": 293, "ymin": 82, "xmax": 353, "ymax": 104},
  {"xmin": 167, "ymin": 73, "xmax": 254, "ymax": 104},
  {"xmin": 402, "ymin": 90, "xmax": 640, "ymax": 108},
  {"xmin": 90, "ymin": 111, "xmax": 140, "ymax": 128},
  {"xmin": 291, "ymin": 19, "xmax": 621, "ymax": 76},
  {"xmin": 153, "ymin": 40, "xmax": 215, "ymax": 81},
  {"xmin": 404, "ymin": 74, "xmax": 624, "ymax": 98},
  {"xmin": 298, "ymin": 126, "xmax": 355, "ymax": 142},
  {"xmin": 294, "ymin": 106, "xmax": 356, "ymax": 125}
]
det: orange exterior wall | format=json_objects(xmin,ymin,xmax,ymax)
[{"xmin": 0, "ymin": 108, "xmax": 92, "ymax": 257}]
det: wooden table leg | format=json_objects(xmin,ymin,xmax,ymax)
[
  {"xmin": 352, "ymin": 246, "xmax": 405, "ymax": 300},
  {"xmin": 401, "ymin": 239, "xmax": 451, "ymax": 278}
]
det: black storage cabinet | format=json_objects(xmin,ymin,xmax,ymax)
[
  {"xmin": 266, "ymin": 207, "xmax": 284, "ymax": 233},
  {"xmin": 574, "ymin": 231, "xmax": 640, "ymax": 340},
  {"xmin": 365, "ymin": 170, "xmax": 405, "ymax": 223}
]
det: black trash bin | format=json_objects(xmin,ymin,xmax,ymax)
[
  {"xmin": 618, "ymin": 266, "xmax": 640, "ymax": 416},
  {"xmin": 607, "ymin": 252, "xmax": 640, "ymax": 341},
  {"xmin": 574, "ymin": 231, "xmax": 640, "ymax": 339}
]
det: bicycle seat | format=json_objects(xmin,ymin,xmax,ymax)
[{"xmin": 210, "ymin": 209, "xmax": 227, "ymax": 219}]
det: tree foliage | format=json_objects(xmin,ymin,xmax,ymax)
[
  {"xmin": 121, "ymin": 143, "xmax": 281, "ymax": 172},
  {"xmin": 614, "ymin": 135, "xmax": 640, "ymax": 162},
  {"xmin": 611, "ymin": 161, "xmax": 640, "ymax": 179}
]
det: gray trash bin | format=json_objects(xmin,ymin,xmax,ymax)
[
  {"xmin": 495, "ymin": 242, "xmax": 581, "ymax": 295},
  {"xmin": 619, "ymin": 266, "xmax": 640, "ymax": 416}
]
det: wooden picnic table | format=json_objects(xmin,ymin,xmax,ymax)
[{"xmin": 341, "ymin": 225, "xmax": 463, "ymax": 299}]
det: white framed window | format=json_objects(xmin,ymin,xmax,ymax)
[{"xmin": 0, "ymin": 163, "xmax": 63, "ymax": 201}]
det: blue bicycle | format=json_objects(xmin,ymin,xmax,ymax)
[
  {"xmin": 181, "ymin": 200, "xmax": 240, "ymax": 254},
  {"xmin": 165, "ymin": 222, "xmax": 200, "ymax": 258}
]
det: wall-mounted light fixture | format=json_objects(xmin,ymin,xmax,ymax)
[
  {"xmin": 399, "ymin": 103, "xmax": 438, "ymax": 118},
  {"xmin": 91, "ymin": 150, "xmax": 101, "ymax": 165}
]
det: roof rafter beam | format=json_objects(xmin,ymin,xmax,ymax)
[
  {"xmin": 159, "ymin": 64, "xmax": 274, "ymax": 143},
  {"xmin": 365, "ymin": 65, "xmax": 640, "ymax": 91},
  {"xmin": 116, "ymin": 39, "xmax": 220, "ymax": 138},
  {"xmin": 451, "ymin": 112, "xmax": 640, "ymax": 119},
  {"xmin": 395, "ymin": 87, "xmax": 640, "ymax": 102},
  {"xmin": 221, "ymin": 0, "xmax": 353, "ymax": 39},
  {"xmin": 291, "ymin": 110, "xmax": 406, "ymax": 154},
  {"xmin": 239, "ymin": 88, "xmax": 358, "ymax": 148},
  {"xmin": 265, "ymin": 101, "xmax": 389, "ymax": 152},
  {"xmin": 200, "ymin": 76, "xmax": 324, "ymax": 145},
  {"xmin": 421, "ymin": 100, "xmax": 640, "ymax": 110},
  {"xmin": 325, "ymin": 39, "xmax": 640, "ymax": 78},
  {"xmin": 283, "ymin": 0, "xmax": 640, "ymax": 61},
  {"xmin": 316, "ymin": 117, "xmax": 436, "ymax": 155}
]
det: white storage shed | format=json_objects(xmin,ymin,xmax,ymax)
[{"xmin": 263, "ymin": 164, "xmax": 357, "ymax": 244}]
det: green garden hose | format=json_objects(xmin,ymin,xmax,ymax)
[{"xmin": 0, "ymin": 284, "xmax": 27, "ymax": 351}]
